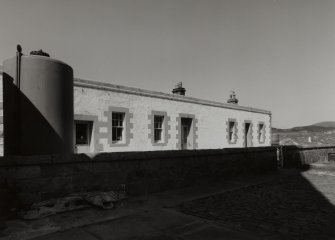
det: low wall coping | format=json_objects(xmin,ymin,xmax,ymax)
[
  {"xmin": 0, "ymin": 147, "xmax": 276, "ymax": 167},
  {"xmin": 282, "ymin": 145, "xmax": 335, "ymax": 151}
]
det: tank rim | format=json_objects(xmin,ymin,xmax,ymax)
[{"xmin": 3, "ymin": 55, "xmax": 72, "ymax": 70}]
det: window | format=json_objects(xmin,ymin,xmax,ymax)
[
  {"xmin": 154, "ymin": 116, "xmax": 164, "ymax": 142},
  {"xmin": 112, "ymin": 112, "xmax": 125, "ymax": 142},
  {"xmin": 258, "ymin": 123, "xmax": 265, "ymax": 143},
  {"xmin": 107, "ymin": 107, "xmax": 133, "ymax": 147},
  {"xmin": 228, "ymin": 120, "xmax": 237, "ymax": 143},
  {"xmin": 149, "ymin": 111, "xmax": 169, "ymax": 146},
  {"xmin": 75, "ymin": 121, "xmax": 92, "ymax": 145}
]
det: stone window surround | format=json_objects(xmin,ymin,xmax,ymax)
[
  {"xmin": 104, "ymin": 106, "xmax": 134, "ymax": 147},
  {"xmin": 74, "ymin": 114, "xmax": 98, "ymax": 152},
  {"xmin": 148, "ymin": 111, "xmax": 171, "ymax": 146},
  {"xmin": 226, "ymin": 118, "xmax": 238, "ymax": 144},
  {"xmin": 242, "ymin": 120, "xmax": 253, "ymax": 147},
  {"xmin": 257, "ymin": 121, "xmax": 266, "ymax": 144},
  {"xmin": 176, "ymin": 113, "xmax": 198, "ymax": 150}
]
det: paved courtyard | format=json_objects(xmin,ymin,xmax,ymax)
[
  {"xmin": 2, "ymin": 165, "xmax": 335, "ymax": 240},
  {"xmin": 177, "ymin": 167, "xmax": 335, "ymax": 239}
]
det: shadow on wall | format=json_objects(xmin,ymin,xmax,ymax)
[
  {"xmin": 3, "ymin": 73, "xmax": 69, "ymax": 155},
  {"xmin": 91, "ymin": 148, "xmax": 277, "ymax": 195},
  {"xmin": 281, "ymin": 145, "xmax": 335, "ymax": 168}
]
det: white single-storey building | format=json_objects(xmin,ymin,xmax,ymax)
[{"xmin": 73, "ymin": 79, "xmax": 271, "ymax": 153}]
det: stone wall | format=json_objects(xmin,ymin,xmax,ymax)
[
  {"xmin": 282, "ymin": 145, "xmax": 335, "ymax": 168},
  {"xmin": 0, "ymin": 147, "xmax": 277, "ymax": 215}
]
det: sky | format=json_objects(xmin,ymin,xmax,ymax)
[{"xmin": 0, "ymin": 0, "xmax": 334, "ymax": 128}]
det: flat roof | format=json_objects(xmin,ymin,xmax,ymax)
[{"xmin": 74, "ymin": 78, "xmax": 271, "ymax": 115}]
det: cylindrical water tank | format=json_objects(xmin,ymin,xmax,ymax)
[{"xmin": 3, "ymin": 54, "xmax": 74, "ymax": 155}]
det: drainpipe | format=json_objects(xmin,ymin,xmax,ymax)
[
  {"xmin": 16, "ymin": 44, "xmax": 22, "ymax": 153},
  {"xmin": 16, "ymin": 44, "xmax": 22, "ymax": 89}
]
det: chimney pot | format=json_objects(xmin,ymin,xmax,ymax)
[
  {"xmin": 227, "ymin": 91, "xmax": 238, "ymax": 104},
  {"xmin": 172, "ymin": 82, "xmax": 186, "ymax": 96}
]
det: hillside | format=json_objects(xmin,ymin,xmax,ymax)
[
  {"xmin": 312, "ymin": 121, "xmax": 335, "ymax": 128},
  {"xmin": 272, "ymin": 122, "xmax": 335, "ymax": 133},
  {"xmin": 272, "ymin": 121, "xmax": 335, "ymax": 146}
]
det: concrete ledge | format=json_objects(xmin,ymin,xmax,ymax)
[{"xmin": 282, "ymin": 145, "xmax": 335, "ymax": 150}]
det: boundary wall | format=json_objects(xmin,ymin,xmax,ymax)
[
  {"xmin": 0, "ymin": 147, "xmax": 277, "ymax": 215},
  {"xmin": 281, "ymin": 145, "xmax": 335, "ymax": 168}
]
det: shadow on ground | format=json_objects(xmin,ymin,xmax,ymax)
[{"xmin": 177, "ymin": 164, "xmax": 335, "ymax": 239}]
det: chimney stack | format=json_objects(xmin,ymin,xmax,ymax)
[
  {"xmin": 172, "ymin": 82, "xmax": 186, "ymax": 96},
  {"xmin": 227, "ymin": 91, "xmax": 238, "ymax": 104}
]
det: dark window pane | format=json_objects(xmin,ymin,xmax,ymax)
[
  {"xmin": 259, "ymin": 124, "xmax": 264, "ymax": 141},
  {"xmin": 229, "ymin": 121, "xmax": 235, "ymax": 142},
  {"xmin": 112, "ymin": 127, "xmax": 124, "ymax": 141},
  {"xmin": 75, "ymin": 122, "xmax": 92, "ymax": 145},
  {"xmin": 112, "ymin": 112, "xmax": 125, "ymax": 142},
  {"xmin": 154, "ymin": 115, "xmax": 164, "ymax": 142},
  {"xmin": 116, "ymin": 128, "xmax": 123, "ymax": 141},
  {"xmin": 112, "ymin": 128, "xmax": 116, "ymax": 141},
  {"xmin": 154, "ymin": 129, "xmax": 162, "ymax": 142},
  {"xmin": 154, "ymin": 116, "xmax": 163, "ymax": 127}
]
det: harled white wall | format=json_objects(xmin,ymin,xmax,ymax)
[{"xmin": 74, "ymin": 85, "xmax": 271, "ymax": 153}]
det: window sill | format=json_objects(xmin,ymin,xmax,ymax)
[
  {"xmin": 111, "ymin": 141, "xmax": 128, "ymax": 147},
  {"xmin": 152, "ymin": 142, "xmax": 168, "ymax": 146}
]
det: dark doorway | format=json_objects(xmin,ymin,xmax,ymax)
[
  {"xmin": 181, "ymin": 118, "xmax": 193, "ymax": 150},
  {"xmin": 75, "ymin": 120, "xmax": 93, "ymax": 153},
  {"xmin": 244, "ymin": 122, "xmax": 252, "ymax": 147}
]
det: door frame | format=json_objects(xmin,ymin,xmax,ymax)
[
  {"xmin": 243, "ymin": 120, "xmax": 253, "ymax": 148},
  {"xmin": 177, "ymin": 114, "xmax": 198, "ymax": 150}
]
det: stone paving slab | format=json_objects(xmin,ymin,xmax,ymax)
[
  {"xmin": 181, "ymin": 225, "xmax": 250, "ymax": 240},
  {"xmin": 177, "ymin": 170, "xmax": 335, "ymax": 239},
  {"xmin": 31, "ymin": 228, "xmax": 95, "ymax": 240},
  {"xmin": 85, "ymin": 215, "xmax": 165, "ymax": 240},
  {"xmin": 0, "ymin": 208, "xmax": 135, "ymax": 240},
  {"xmin": 82, "ymin": 208, "xmax": 253, "ymax": 240}
]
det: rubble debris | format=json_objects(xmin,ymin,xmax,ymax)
[
  {"xmin": 20, "ymin": 191, "xmax": 127, "ymax": 220},
  {"xmin": 84, "ymin": 191, "xmax": 118, "ymax": 209}
]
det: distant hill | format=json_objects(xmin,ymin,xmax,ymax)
[
  {"xmin": 290, "ymin": 125, "xmax": 335, "ymax": 132},
  {"xmin": 272, "ymin": 121, "xmax": 335, "ymax": 133},
  {"xmin": 272, "ymin": 121, "xmax": 335, "ymax": 146},
  {"xmin": 312, "ymin": 121, "xmax": 335, "ymax": 128},
  {"xmin": 272, "ymin": 127, "xmax": 286, "ymax": 133}
]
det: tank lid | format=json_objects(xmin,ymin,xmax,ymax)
[{"xmin": 30, "ymin": 49, "xmax": 50, "ymax": 57}]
